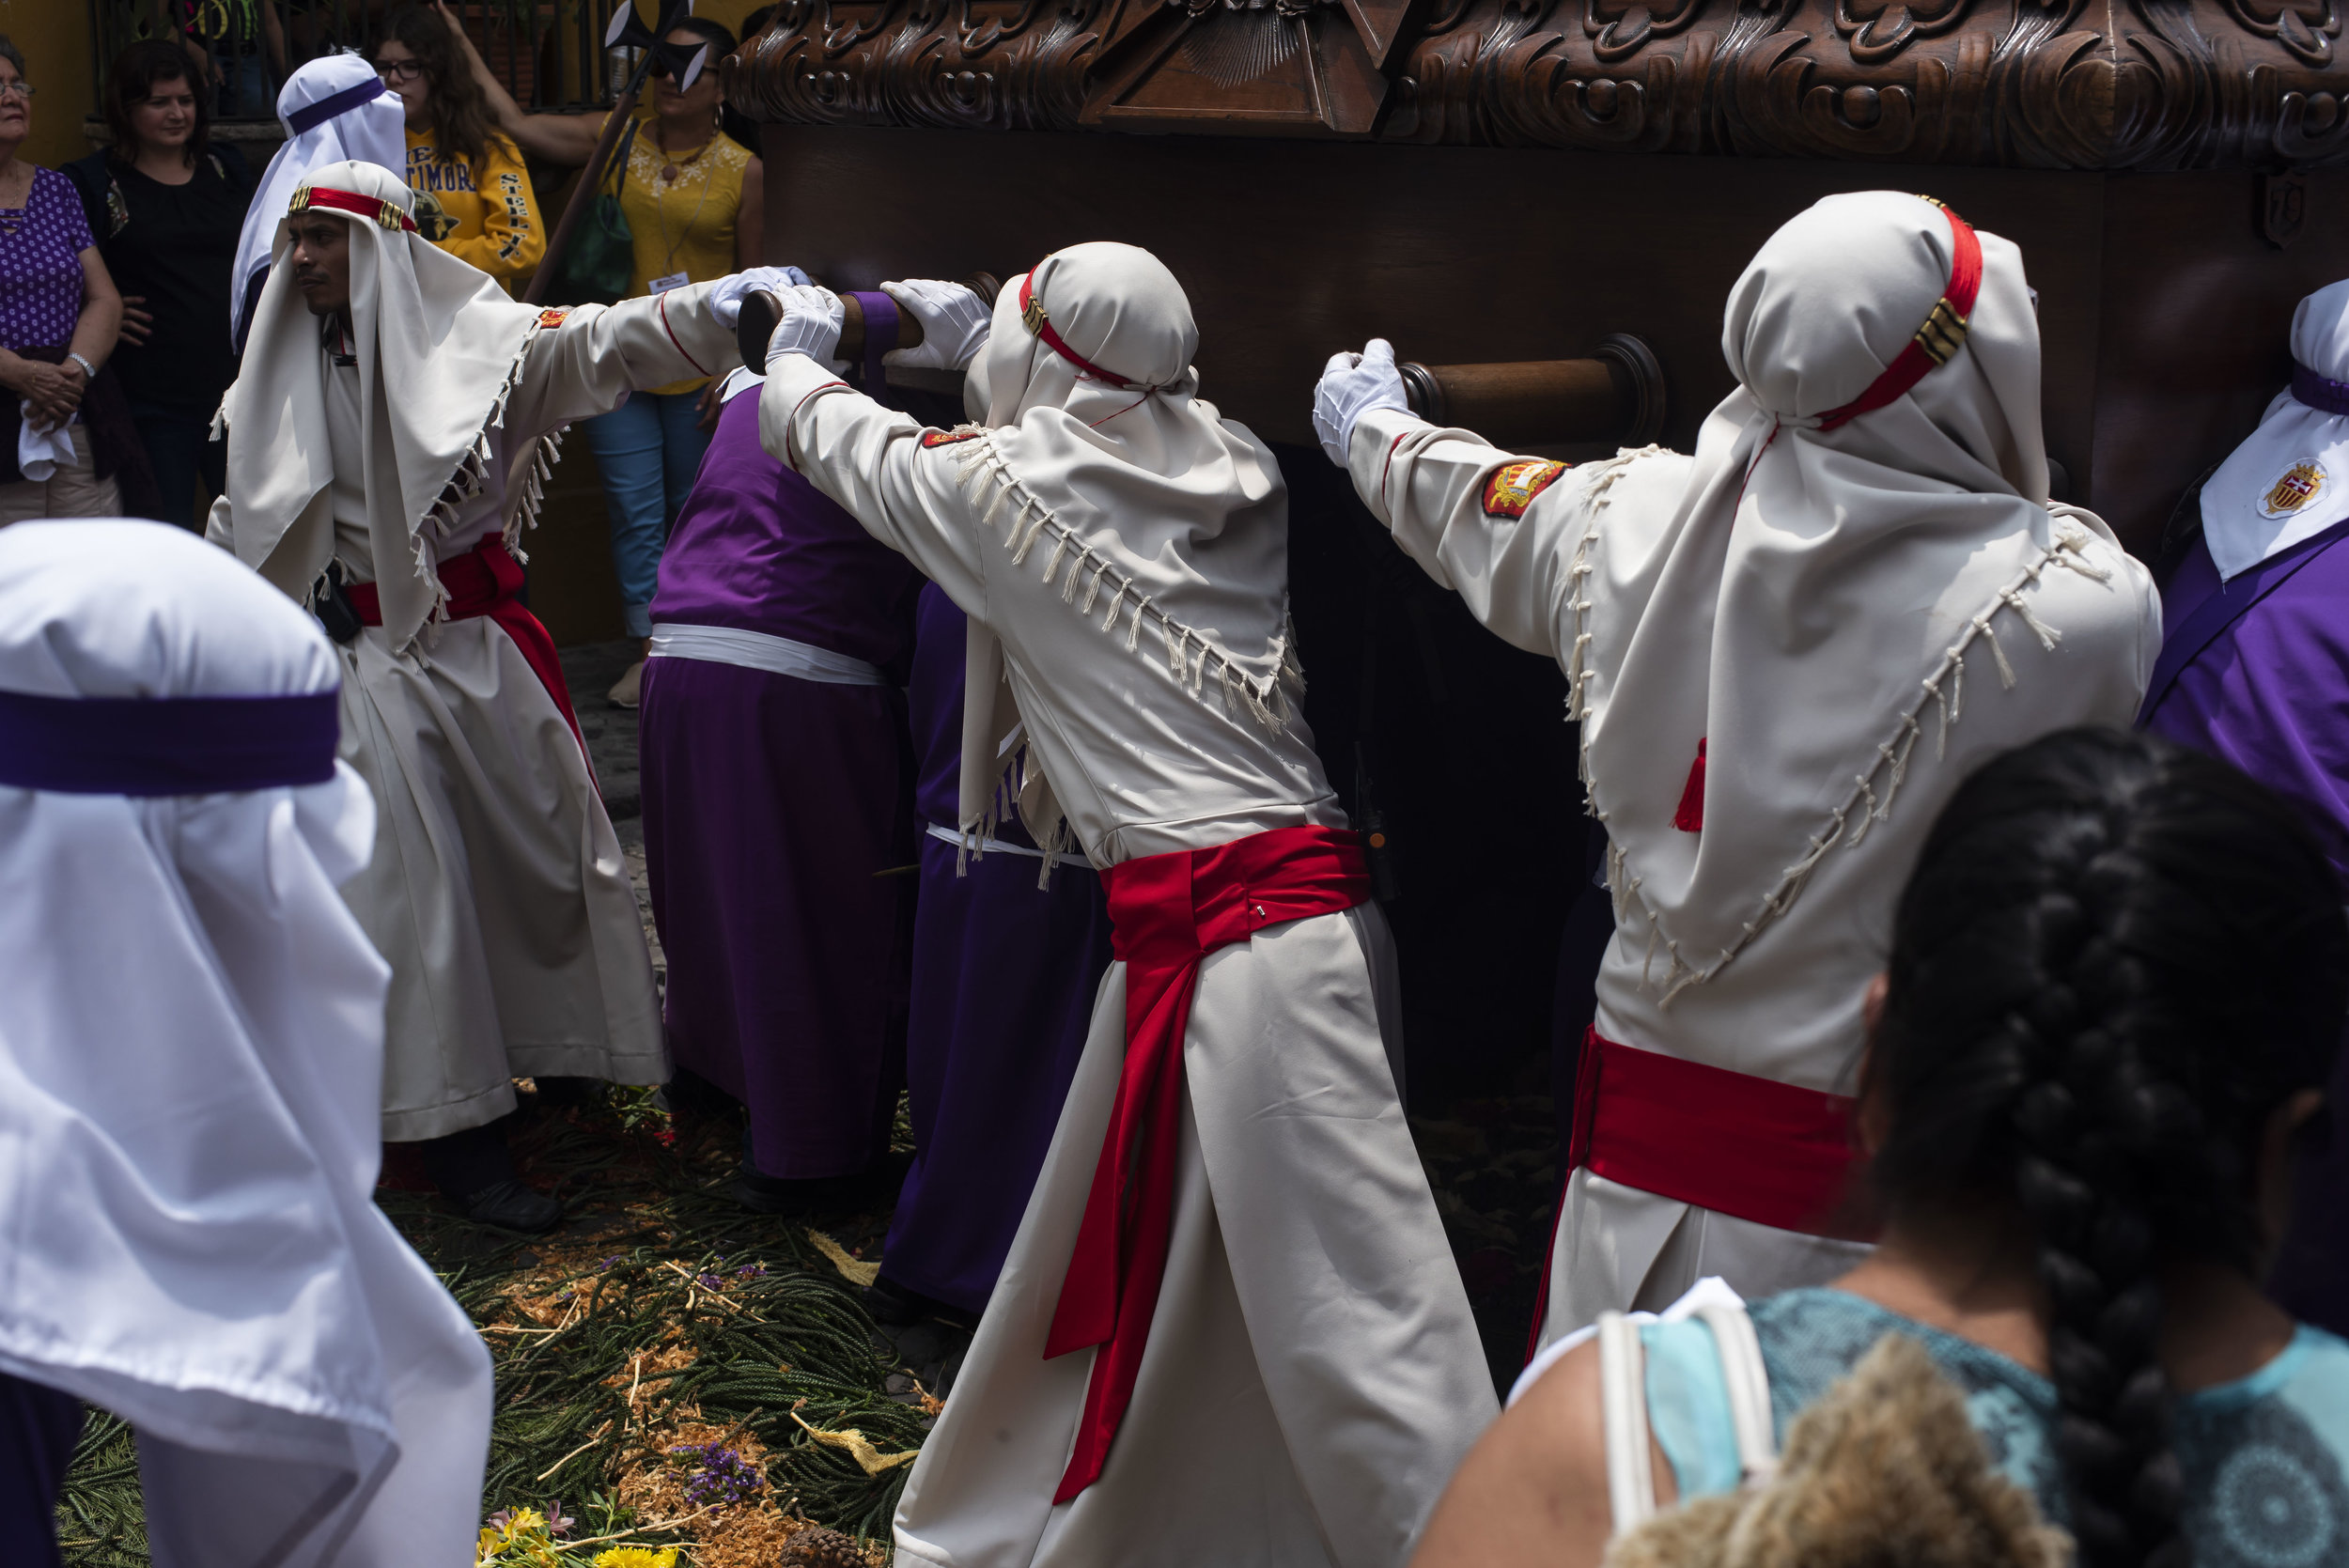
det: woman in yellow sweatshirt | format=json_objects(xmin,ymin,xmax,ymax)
[{"xmin": 372, "ymin": 5, "xmax": 543, "ymax": 287}]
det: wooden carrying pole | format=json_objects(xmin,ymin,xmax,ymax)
[
  {"xmin": 522, "ymin": 84, "xmax": 642, "ymax": 307},
  {"xmin": 734, "ymin": 274, "xmax": 1003, "ymax": 372},
  {"xmin": 1398, "ymin": 334, "xmax": 1666, "ymax": 450}
]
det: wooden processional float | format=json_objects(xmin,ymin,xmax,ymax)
[
  {"xmin": 724, "ymin": 0, "xmax": 2349, "ymax": 554},
  {"xmin": 737, "ymin": 278, "xmax": 1669, "ymax": 450}
]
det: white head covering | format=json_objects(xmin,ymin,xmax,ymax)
[
  {"xmin": 222, "ymin": 160, "xmax": 548, "ymax": 651},
  {"xmin": 0, "ymin": 520, "xmax": 490, "ymax": 1567},
  {"xmin": 2197, "ymin": 278, "xmax": 2349, "ymax": 580},
  {"xmin": 232, "ymin": 54, "xmax": 409, "ymax": 347},
  {"xmin": 949, "ymin": 242, "xmax": 1295, "ymax": 842},
  {"xmin": 1577, "ymin": 192, "xmax": 2126, "ymax": 999}
]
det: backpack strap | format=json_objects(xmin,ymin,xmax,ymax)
[
  {"xmin": 1694, "ymin": 1301, "xmax": 1780, "ymax": 1489},
  {"xmin": 1596, "ymin": 1310, "xmax": 1657, "ymax": 1534}
]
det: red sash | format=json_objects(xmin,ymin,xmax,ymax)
[
  {"xmin": 1527, "ymin": 1027, "xmax": 1870, "ymax": 1357},
  {"xmin": 1045, "ymin": 823, "xmax": 1371, "ymax": 1501},
  {"xmin": 345, "ymin": 537, "xmax": 584, "ymax": 752}
]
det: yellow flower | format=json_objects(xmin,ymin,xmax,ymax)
[
  {"xmin": 502, "ymin": 1508, "xmax": 548, "ymax": 1541},
  {"xmin": 591, "ymin": 1550, "xmax": 677, "ymax": 1568},
  {"xmin": 477, "ymin": 1526, "xmax": 506, "ymax": 1561}
]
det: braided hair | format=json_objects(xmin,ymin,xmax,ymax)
[{"xmin": 1870, "ymin": 727, "xmax": 2347, "ymax": 1568}]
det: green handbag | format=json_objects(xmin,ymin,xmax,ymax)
[{"xmin": 542, "ymin": 119, "xmax": 638, "ymax": 305}]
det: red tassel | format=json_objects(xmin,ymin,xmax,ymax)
[{"xmin": 1673, "ymin": 739, "xmax": 1707, "ymax": 833}]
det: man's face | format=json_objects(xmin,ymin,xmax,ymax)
[{"xmin": 285, "ymin": 213, "xmax": 352, "ymax": 317}]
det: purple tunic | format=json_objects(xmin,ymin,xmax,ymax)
[
  {"xmin": 0, "ymin": 1371, "xmax": 79, "ymax": 1566},
  {"xmin": 879, "ymin": 583, "xmax": 1114, "ymax": 1314},
  {"xmin": 639, "ymin": 384, "xmax": 921, "ymax": 1179},
  {"xmin": 2141, "ymin": 527, "xmax": 2349, "ymax": 1335}
]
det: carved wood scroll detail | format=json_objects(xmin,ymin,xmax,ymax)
[{"xmin": 726, "ymin": 0, "xmax": 2349, "ymax": 164}]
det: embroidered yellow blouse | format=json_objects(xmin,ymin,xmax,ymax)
[
  {"xmin": 402, "ymin": 128, "xmax": 544, "ymax": 287},
  {"xmin": 606, "ymin": 115, "xmax": 753, "ymax": 394}
]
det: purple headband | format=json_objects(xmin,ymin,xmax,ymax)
[
  {"xmin": 284, "ymin": 75, "xmax": 388, "ymax": 138},
  {"xmin": 0, "ymin": 688, "xmax": 341, "ymax": 796},
  {"xmin": 2291, "ymin": 360, "xmax": 2349, "ymax": 418}
]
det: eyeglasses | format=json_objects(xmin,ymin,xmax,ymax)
[
  {"xmin": 0, "ymin": 81, "xmax": 35, "ymax": 101},
  {"xmin": 374, "ymin": 59, "xmax": 425, "ymax": 83}
]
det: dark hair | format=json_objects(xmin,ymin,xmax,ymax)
[
  {"xmin": 739, "ymin": 7, "xmax": 777, "ymax": 42},
  {"xmin": 104, "ymin": 39, "xmax": 209, "ymax": 168},
  {"xmin": 0, "ymin": 36, "xmax": 26, "ymax": 85},
  {"xmin": 1872, "ymin": 727, "xmax": 2348, "ymax": 1568},
  {"xmin": 377, "ymin": 5, "xmax": 494, "ymax": 168}
]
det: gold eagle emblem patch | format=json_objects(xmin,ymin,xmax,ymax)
[
  {"xmin": 1481, "ymin": 458, "xmax": 1568, "ymax": 519},
  {"xmin": 535, "ymin": 306, "xmax": 571, "ymax": 331}
]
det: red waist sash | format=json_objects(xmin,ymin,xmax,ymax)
[
  {"xmin": 345, "ymin": 537, "xmax": 584, "ymax": 752},
  {"xmin": 1568, "ymin": 1027, "xmax": 1867, "ymax": 1234},
  {"xmin": 1045, "ymin": 823, "xmax": 1371, "ymax": 1501}
]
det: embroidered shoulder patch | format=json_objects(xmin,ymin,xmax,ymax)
[
  {"xmin": 921, "ymin": 428, "xmax": 984, "ymax": 448},
  {"xmin": 1482, "ymin": 458, "xmax": 1569, "ymax": 519},
  {"xmin": 2262, "ymin": 458, "xmax": 2326, "ymax": 519},
  {"xmin": 536, "ymin": 306, "xmax": 571, "ymax": 330}
]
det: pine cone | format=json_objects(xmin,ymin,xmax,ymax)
[{"xmin": 779, "ymin": 1526, "xmax": 867, "ymax": 1568}]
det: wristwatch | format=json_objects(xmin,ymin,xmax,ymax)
[{"xmin": 65, "ymin": 352, "xmax": 96, "ymax": 380}]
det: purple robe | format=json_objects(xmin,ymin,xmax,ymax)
[
  {"xmin": 2141, "ymin": 525, "xmax": 2349, "ymax": 1335},
  {"xmin": 879, "ymin": 583, "xmax": 1114, "ymax": 1314},
  {"xmin": 639, "ymin": 383, "xmax": 921, "ymax": 1179},
  {"xmin": 0, "ymin": 1372, "xmax": 78, "ymax": 1566}
]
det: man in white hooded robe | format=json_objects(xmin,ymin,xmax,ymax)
[
  {"xmin": 1315, "ymin": 192, "xmax": 2162, "ymax": 1353},
  {"xmin": 209, "ymin": 159, "xmax": 785, "ymax": 1229},
  {"xmin": 753, "ymin": 243, "xmax": 1497, "ymax": 1568}
]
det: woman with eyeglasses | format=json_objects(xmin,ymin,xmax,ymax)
[
  {"xmin": 65, "ymin": 39, "xmax": 256, "ymax": 530},
  {"xmin": 373, "ymin": 5, "xmax": 543, "ymax": 289},
  {"xmin": 448, "ymin": 0, "xmax": 765, "ymax": 706},
  {"xmin": 0, "ymin": 38, "xmax": 140, "ymax": 526}
]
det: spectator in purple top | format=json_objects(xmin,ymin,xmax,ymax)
[{"xmin": 0, "ymin": 38, "xmax": 132, "ymax": 525}]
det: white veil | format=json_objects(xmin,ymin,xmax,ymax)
[{"xmin": 0, "ymin": 520, "xmax": 491, "ymax": 1566}]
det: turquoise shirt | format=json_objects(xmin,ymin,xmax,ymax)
[{"xmin": 1643, "ymin": 1287, "xmax": 2349, "ymax": 1565}]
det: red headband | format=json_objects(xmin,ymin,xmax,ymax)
[
  {"xmin": 1019, "ymin": 271, "xmax": 1153, "ymax": 391},
  {"xmin": 1812, "ymin": 197, "xmax": 1982, "ymax": 432},
  {"xmin": 288, "ymin": 183, "xmax": 417, "ymax": 233}
]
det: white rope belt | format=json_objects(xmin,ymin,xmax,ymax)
[
  {"xmin": 924, "ymin": 821, "xmax": 1051, "ymax": 862},
  {"xmin": 646, "ymin": 623, "xmax": 888, "ymax": 686}
]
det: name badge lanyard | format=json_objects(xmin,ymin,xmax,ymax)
[{"xmin": 647, "ymin": 132, "xmax": 715, "ymax": 295}]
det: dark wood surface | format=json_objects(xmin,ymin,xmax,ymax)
[
  {"xmin": 733, "ymin": 0, "xmax": 2349, "ymax": 169},
  {"xmin": 762, "ymin": 120, "xmax": 2349, "ymax": 549}
]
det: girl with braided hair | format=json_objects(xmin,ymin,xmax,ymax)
[{"xmin": 1410, "ymin": 726, "xmax": 2349, "ymax": 1568}]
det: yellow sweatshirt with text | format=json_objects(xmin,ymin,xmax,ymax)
[{"xmin": 403, "ymin": 128, "xmax": 544, "ymax": 287}]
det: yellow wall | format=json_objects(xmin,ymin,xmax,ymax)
[{"xmin": 1, "ymin": 0, "xmax": 98, "ymax": 171}]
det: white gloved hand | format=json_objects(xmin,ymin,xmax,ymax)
[
  {"xmin": 706, "ymin": 264, "xmax": 812, "ymax": 330},
  {"xmin": 879, "ymin": 279, "xmax": 993, "ymax": 371},
  {"xmin": 766, "ymin": 284, "xmax": 847, "ymax": 370},
  {"xmin": 1313, "ymin": 337, "xmax": 1411, "ymax": 468}
]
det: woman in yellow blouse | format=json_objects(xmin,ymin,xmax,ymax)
[
  {"xmin": 373, "ymin": 6, "xmax": 543, "ymax": 287},
  {"xmin": 453, "ymin": 3, "xmax": 763, "ymax": 704}
]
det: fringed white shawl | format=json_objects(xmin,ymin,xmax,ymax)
[
  {"xmin": 217, "ymin": 161, "xmax": 560, "ymax": 653},
  {"xmin": 1574, "ymin": 192, "xmax": 2127, "ymax": 1001},
  {"xmin": 945, "ymin": 242, "xmax": 1300, "ymax": 866}
]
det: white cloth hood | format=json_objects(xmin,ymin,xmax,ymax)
[
  {"xmin": 1578, "ymin": 191, "xmax": 2128, "ymax": 1000},
  {"xmin": 2199, "ymin": 277, "xmax": 2349, "ymax": 580},
  {"xmin": 0, "ymin": 519, "xmax": 491, "ymax": 1567},
  {"xmin": 221, "ymin": 159, "xmax": 548, "ymax": 651},
  {"xmin": 951, "ymin": 243, "xmax": 1296, "ymax": 845},
  {"xmin": 231, "ymin": 54, "xmax": 407, "ymax": 347}
]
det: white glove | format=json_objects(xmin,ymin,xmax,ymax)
[
  {"xmin": 879, "ymin": 279, "xmax": 993, "ymax": 371},
  {"xmin": 706, "ymin": 264, "xmax": 811, "ymax": 330},
  {"xmin": 1313, "ymin": 337, "xmax": 1411, "ymax": 468},
  {"xmin": 765, "ymin": 284, "xmax": 847, "ymax": 370}
]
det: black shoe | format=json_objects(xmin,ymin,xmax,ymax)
[
  {"xmin": 460, "ymin": 1178, "xmax": 564, "ymax": 1234},
  {"xmin": 728, "ymin": 1167, "xmax": 861, "ymax": 1216},
  {"xmin": 864, "ymin": 1275, "xmax": 975, "ymax": 1328}
]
